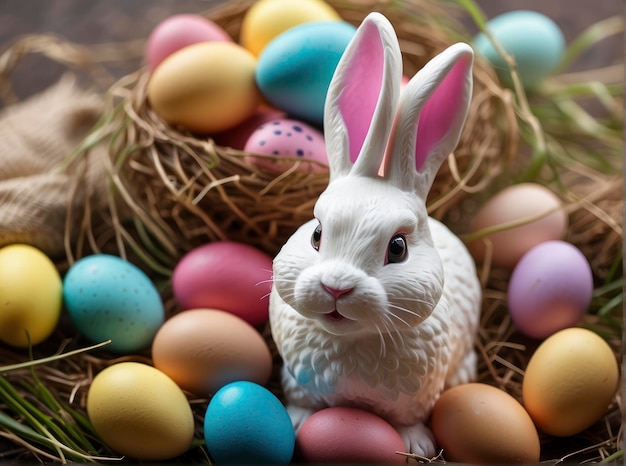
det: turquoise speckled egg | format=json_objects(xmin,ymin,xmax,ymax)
[
  {"xmin": 473, "ymin": 10, "xmax": 565, "ymax": 90},
  {"xmin": 63, "ymin": 254, "xmax": 164, "ymax": 353},
  {"xmin": 255, "ymin": 20, "xmax": 356, "ymax": 125},
  {"xmin": 204, "ymin": 381, "xmax": 295, "ymax": 464}
]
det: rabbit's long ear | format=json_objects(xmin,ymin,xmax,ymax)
[
  {"xmin": 323, "ymin": 12, "xmax": 401, "ymax": 181},
  {"xmin": 384, "ymin": 43, "xmax": 473, "ymax": 199}
]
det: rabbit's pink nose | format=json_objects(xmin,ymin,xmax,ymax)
[{"xmin": 322, "ymin": 284, "xmax": 353, "ymax": 299}]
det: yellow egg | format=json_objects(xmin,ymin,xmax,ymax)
[
  {"xmin": 147, "ymin": 41, "xmax": 260, "ymax": 133},
  {"xmin": 87, "ymin": 362, "xmax": 195, "ymax": 460},
  {"xmin": 467, "ymin": 182, "xmax": 568, "ymax": 268},
  {"xmin": 0, "ymin": 244, "xmax": 62, "ymax": 347},
  {"xmin": 240, "ymin": 0, "xmax": 341, "ymax": 56},
  {"xmin": 522, "ymin": 327, "xmax": 619, "ymax": 437}
]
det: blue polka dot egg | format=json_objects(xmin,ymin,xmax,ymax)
[
  {"xmin": 204, "ymin": 381, "xmax": 295, "ymax": 464},
  {"xmin": 244, "ymin": 118, "xmax": 328, "ymax": 174},
  {"xmin": 63, "ymin": 254, "xmax": 165, "ymax": 353}
]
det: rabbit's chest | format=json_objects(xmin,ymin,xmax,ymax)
[{"xmin": 283, "ymin": 314, "xmax": 449, "ymax": 424}]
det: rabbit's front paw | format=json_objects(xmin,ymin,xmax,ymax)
[{"xmin": 396, "ymin": 423, "xmax": 436, "ymax": 458}]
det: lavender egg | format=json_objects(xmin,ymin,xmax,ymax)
[{"xmin": 507, "ymin": 240, "xmax": 593, "ymax": 339}]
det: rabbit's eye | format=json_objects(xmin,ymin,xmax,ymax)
[
  {"xmin": 311, "ymin": 223, "xmax": 322, "ymax": 251},
  {"xmin": 387, "ymin": 234, "xmax": 407, "ymax": 263}
]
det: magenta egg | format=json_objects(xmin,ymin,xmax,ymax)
[
  {"xmin": 172, "ymin": 242, "xmax": 273, "ymax": 326},
  {"xmin": 146, "ymin": 14, "xmax": 232, "ymax": 72},
  {"xmin": 244, "ymin": 118, "xmax": 328, "ymax": 173},
  {"xmin": 507, "ymin": 240, "xmax": 593, "ymax": 339}
]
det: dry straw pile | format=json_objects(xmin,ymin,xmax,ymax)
[{"xmin": 0, "ymin": 0, "xmax": 622, "ymax": 463}]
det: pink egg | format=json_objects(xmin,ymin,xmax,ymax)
[
  {"xmin": 507, "ymin": 240, "xmax": 593, "ymax": 339},
  {"xmin": 244, "ymin": 118, "xmax": 328, "ymax": 173},
  {"xmin": 146, "ymin": 14, "xmax": 232, "ymax": 72},
  {"xmin": 213, "ymin": 107, "xmax": 286, "ymax": 150},
  {"xmin": 172, "ymin": 242, "xmax": 273, "ymax": 326},
  {"xmin": 296, "ymin": 407, "xmax": 406, "ymax": 463}
]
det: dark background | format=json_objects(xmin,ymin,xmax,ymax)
[{"xmin": 0, "ymin": 0, "xmax": 622, "ymax": 102}]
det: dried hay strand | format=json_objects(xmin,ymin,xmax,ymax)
[{"xmin": 0, "ymin": 0, "xmax": 622, "ymax": 463}]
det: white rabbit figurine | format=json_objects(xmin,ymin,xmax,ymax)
[{"xmin": 269, "ymin": 12, "xmax": 481, "ymax": 457}]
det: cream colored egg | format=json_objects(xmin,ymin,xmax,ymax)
[
  {"xmin": 522, "ymin": 327, "xmax": 619, "ymax": 437},
  {"xmin": 468, "ymin": 182, "xmax": 568, "ymax": 268},
  {"xmin": 0, "ymin": 244, "xmax": 62, "ymax": 347},
  {"xmin": 240, "ymin": 0, "xmax": 341, "ymax": 56},
  {"xmin": 87, "ymin": 362, "xmax": 195, "ymax": 460},
  {"xmin": 147, "ymin": 41, "xmax": 260, "ymax": 133}
]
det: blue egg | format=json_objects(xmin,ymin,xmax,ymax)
[
  {"xmin": 256, "ymin": 21, "xmax": 356, "ymax": 125},
  {"xmin": 63, "ymin": 254, "xmax": 164, "ymax": 353},
  {"xmin": 473, "ymin": 10, "xmax": 565, "ymax": 90},
  {"xmin": 204, "ymin": 381, "xmax": 295, "ymax": 464}
]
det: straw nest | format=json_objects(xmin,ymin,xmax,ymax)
[{"xmin": 0, "ymin": 0, "xmax": 622, "ymax": 463}]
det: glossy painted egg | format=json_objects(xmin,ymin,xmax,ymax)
[
  {"xmin": 172, "ymin": 241, "xmax": 273, "ymax": 326},
  {"xmin": 63, "ymin": 254, "xmax": 164, "ymax": 353},
  {"xmin": 151, "ymin": 309, "xmax": 273, "ymax": 396},
  {"xmin": 147, "ymin": 41, "xmax": 260, "ymax": 133},
  {"xmin": 244, "ymin": 118, "xmax": 328, "ymax": 173},
  {"xmin": 204, "ymin": 381, "xmax": 295, "ymax": 464},
  {"xmin": 87, "ymin": 362, "xmax": 195, "ymax": 460},
  {"xmin": 146, "ymin": 14, "xmax": 232, "ymax": 72},
  {"xmin": 296, "ymin": 407, "xmax": 407, "ymax": 463},
  {"xmin": 256, "ymin": 21, "xmax": 357, "ymax": 125},
  {"xmin": 468, "ymin": 183, "xmax": 568, "ymax": 268},
  {"xmin": 240, "ymin": 0, "xmax": 341, "ymax": 56},
  {"xmin": 522, "ymin": 327, "xmax": 619, "ymax": 437},
  {"xmin": 0, "ymin": 244, "xmax": 62, "ymax": 347},
  {"xmin": 473, "ymin": 10, "xmax": 565, "ymax": 90},
  {"xmin": 432, "ymin": 383, "xmax": 540, "ymax": 463},
  {"xmin": 508, "ymin": 240, "xmax": 593, "ymax": 339}
]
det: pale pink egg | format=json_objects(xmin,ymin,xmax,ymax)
[
  {"xmin": 146, "ymin": 14, "xmax": 232, "ymax": 72},
  {"xmin": 244, "ymin": 118, "xmax": 328, "ymax": 174}
]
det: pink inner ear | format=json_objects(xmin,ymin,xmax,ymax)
[
  {"xmin": 337, "ymin": 22, "xmax": 384, "ymax": 163},
  {"xmin": 414, "ymin": 56, "xmax": 470, "ymax": 171}
]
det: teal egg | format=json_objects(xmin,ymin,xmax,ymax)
[
  {"xmin": 204, "ymin": 381, "xmax": 295, "ymax": 464},
  {"xmin": 63, "ymin": 254, "xmax": 164, "ymax": 353},
  {"xmin": 256, "ymin": 21, "xmax": 356, "ymax": 125},
  {"xmin": 473, "ymin": 10, "xmax": 565, "ymax": 90}
]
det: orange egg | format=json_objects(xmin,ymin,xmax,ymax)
[
  {"xmin": 151, "ymin": 309, "xmax": 273, "ymax": 397},
  {"xmin": 432, "ymin": 383, "xmax": 540, "ymax": 463},
  {"xmin": 467, "ymin": 183, "xmax": 568, "ymax": 269}
]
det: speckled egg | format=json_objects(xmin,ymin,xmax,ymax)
[
  {"xmin": 296, "ymin": 407, "xmax": 407, "ymax": 463},
  {"xmin": 244, "ymin": 118, "xmax": 328, "ymax": 173},
  {"xmin": 63, "ymin": 254, "xmax": 165, "ymax": 353},
  {"xmin": 204, "ymin": 381, "xmax": 295, "ymax": 464},
  {"xmin": 87, "ymin": 362, "xmax": 194, "ymax": 460},
  {"xmin": 522, "ymin": 327, "xmax": 619, "ymax": 437},
  {"xmin": 508, "ymin": 240, "xmax": 593, "ymax": 339}
]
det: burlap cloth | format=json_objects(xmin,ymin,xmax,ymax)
[{"xmin": 0, "ymin": 75, "xmax": 108, "ymax": 260}]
